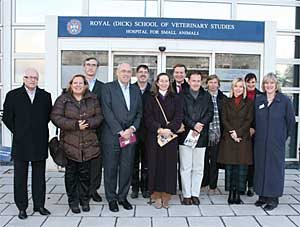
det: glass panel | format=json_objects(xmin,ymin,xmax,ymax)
[
  {"xmin": 15, "ymin": 0, "xmax": 83, "ymax": 23},
  {"xmin": 237, "ymin": 4, "xmax": 296, "ymax": 29},
  {"xmin": 89, "ymin": 0, "xmax": 158, "ymax": 17},
  {"xmin": 14, "ymin": 59, "xmax": 45, "ymax": 84},
  {"xmin": 285, "ymin": 93, "xmax": 299, "ymax": 117},
  {"xmin": 276, "ymin": 64, "xmax": 299, "ymax": 88},
  {"xmin": 113, "ymin": 55, "xmax": 157, "ymax": 83},
  {"xmin": 61, "ymin": 50, "xmax": 109, "ymax": 88},
  {"xmin": 0, "ymin": 29, "xmax": 1, "ymax": 54},
  {"xmin": 164, "ymin": 1, "xmax": 231, "ymax": 19},
  {"xmin": 215, "ymin": 53, "xmax": 260, "ymax": 92},
  {"xmin": 15, "ymin": 30, "xmax": 45, "ymax": 53},
  {"xmin": 276, "ymin": 35, "xmax": 296, "ymax": 59},
  {"xmin": 285, "ymin": 122, "xmax": 298, "ymax": 159},
  {"xmin": 166, "ymin": 56, "xmax": 209, "ymax": 85}
]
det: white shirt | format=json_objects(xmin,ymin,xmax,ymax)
[
  {"xmin": 118, "ymin": 80, "xmax": 130, "ymax": 111},
  {"xmin": 25, "ymin": 86, "xmax": 36, "ymax": 103}
]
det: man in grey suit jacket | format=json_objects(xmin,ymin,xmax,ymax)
[
  {"xmin": 101, "ymin": 63, "xmax": 143, "ymax": 212},
  {"xmin": 83, "ymin": 57, "xmax": 104, "ymax": 203}
]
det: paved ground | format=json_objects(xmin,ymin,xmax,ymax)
[{"xmin": 0, "ymin": 166, "xmax": 299, "ymax": 227}]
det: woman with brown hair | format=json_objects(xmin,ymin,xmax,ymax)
[
  {"xmin": 51, "ymin": 74, "xmax": 103, "ymax": 213},
  {"xmin": 218, "ymin": 78, "xmax": 253, "ymax": 204},
  {"xmin": 144, "ymin": 73, "xmax": 183, "ymax": 209}
]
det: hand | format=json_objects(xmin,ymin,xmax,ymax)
[
  {"xmin": 250, "ymin": 128, "xmax": 255, "ymax": 137},
  {"xmin": 194, "ymin": 122, "xmax": 204, "ymax": 133},
  {"xmin": 234, "ymin": 137, "xmax": 242, "ymax": 143},
  {"xmin": 229, "ymin": 130, "xmax": 237, "ymax": 140},
  {"xmin": 158, "ymin": 128, "xmax": 172, "ymax": 138},
  {"xmin": 78, "ymin": 120, "xmax": 89, "ymax": 130},
  {"xmin": 121, "ymin": 128, "xmax": 134, "ymax": 140},
  {"xmin": 192, "ymin": 130, "xmax": 199, "ymax": 137}
]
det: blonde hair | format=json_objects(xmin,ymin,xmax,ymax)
[
  {"xmin": 262, "ymin": 72, "xmax": 281, "ymax": 92},
  {"xmin": 229, "ymin": 77, "xmax": 247, "ymax": 99}
]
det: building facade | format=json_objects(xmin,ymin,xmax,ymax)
[{"xmin": 0, "ymin": 0, "xmax": 299, "ymax": 161}]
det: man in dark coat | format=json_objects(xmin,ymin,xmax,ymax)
[
  {"xmin": 2, "ymin": 68, "xmax": 52, "ymax": 219},
  {"xmin": 83, "ymin": 57, "xmax": 104, "ymax": 203},
  {"xmin": 131, "ymin": 65, "xmax": 151, "ymax": 199},
  {"xmin": 101, "ymin": 63, "xmax": 143, "ymax": 212}
]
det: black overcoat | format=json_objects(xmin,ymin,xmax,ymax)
[{"xmin": 3, "ymin": 85, "xmax": 52, "ymax": 161}]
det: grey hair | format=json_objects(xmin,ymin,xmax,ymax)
[
  {"xmin": 229, "ymin": 77, "xmax": 247, "ymax": 99},
  {"xmin": 23, "ymin": 68, "xmax": 39, "ymax": 78},
  {"xmin": 261, "ymin": 72, "xmax": 281, "ymax": 92}
]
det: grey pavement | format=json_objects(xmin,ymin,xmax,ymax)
[{"xmin": 0, "ymin": 166, "xmax": 299, "ymax": 227}]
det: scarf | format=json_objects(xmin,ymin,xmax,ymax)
[{"xmin": 208, "ymin": 94, "xmax": 221, "ymax": 146}]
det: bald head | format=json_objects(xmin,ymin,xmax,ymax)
[{"xmin": 117, "ymin": 63, "xmax": 132, "ymax": 85}]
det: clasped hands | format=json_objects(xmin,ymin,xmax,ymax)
[
  {"xmin": 229, "ymin": 130, "xmax": 242, "ymax": 143},
  {"xmin": 120, "ymin": 127, "xmax": 134, "ymax": 140},
  {"xmin": 78, "ymin": 120, "xmax": 89, "ymax": 130}
]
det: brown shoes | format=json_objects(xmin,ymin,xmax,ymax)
[
  {"xmin": 182, "ymin": 197, "xmax": 192, "ymax": 205},
  {"xmin": 191, "ymin": 196, "xmax": 200, "ymax": 205}
]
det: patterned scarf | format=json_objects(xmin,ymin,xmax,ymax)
[{"xmin": 208, "ymin": 93, "xmax": 221, "ymax": 146}]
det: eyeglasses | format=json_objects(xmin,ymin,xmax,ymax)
[{"xmin": 24, "ymin": 76, "xmax": 39, "ymax": 81}]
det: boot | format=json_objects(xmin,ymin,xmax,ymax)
[
  {"xmin": 235, "ymin": 190, "xmax": 243, "ymax": 204},
  {"xmin": 227, "ymin": 190, "xmax": 234, "ymax": 204}
]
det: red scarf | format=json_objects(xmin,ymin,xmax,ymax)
[
  {"xmin": 247, "ymin": 89, "xmax": 256, "ymax": 101},
  {"xmin": 234, "ymin": 95, "xmax": 243, "ymax": 106}
]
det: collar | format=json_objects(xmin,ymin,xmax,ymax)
[{"xmin": 118, "ymin": 80, "xmax": 130, "ymax": 89}]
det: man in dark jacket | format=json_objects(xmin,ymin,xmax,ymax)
[
  {"xmin": 2, "ymin": 68, "xmax": 52, "ymax": 219},
  {"xmin": 83, "ymin": 57, "xmax": 104, "ymax": 203},
  {"xmin": 131, "ymin": 65, "xmax": 151, "ymax": 199},
  {"xmin": 171, "ymin": 64, "xmax": 189, "ymax": 94},
  {"xmin": 179, "ymin": 71, "xmax": 213, "ymax": 205},
  {"xmin": 101, "ymin": 63, "xmax": 143, "ymax": 212}
]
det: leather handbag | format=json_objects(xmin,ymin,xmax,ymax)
[{"xmin": 49, "ymin": 128, "xmax": 66, "ymax": 167}]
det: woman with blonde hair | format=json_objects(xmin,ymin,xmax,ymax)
[
  {"xmin": 51, "ymin": 74, "xmax": 103, "ymax": 213},
  {"xmin": 218, "ymin": 78, "xmax": 253, "ymax": 204},
  {"xmin": 254, "ymin": 73, "xmax": 295, "ymax": 211}
]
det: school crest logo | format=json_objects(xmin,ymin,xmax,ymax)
[{"xmin": 67, "ymin": 19, "xmax": 82, "ymax": 35}]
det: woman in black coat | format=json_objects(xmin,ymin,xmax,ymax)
[
  {"xmin": 243, "ymin": 73, "xmax": 263, "ymax": 197},
  {"xmin": 254, "ymin": 73, "xmax": 295, "ymax": 211},
  {"xmin": 144, "ymin": 73, "xmax": 183, "ymax": 209}
]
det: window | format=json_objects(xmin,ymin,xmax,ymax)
[
  {"xmin": 215, "ymin": 53, "xmax": 260, "ymax": 92},
  {"xmin": 276, "ymin": 35, "xmax": 297, "ymax": 59},
  {"xmin": 14, "ymin": 30, "xmax": 45, "ymax": 53},
  {"xmin": 61, "ymin": 50, "xmax": 109, "ymax": 88},
  {"xmin": 164, "ymin": 1, "xmax": 231, "ymax": 19},
  {"xmin": 89, "ymin": 0, "xmax": 158, "ymax": 17},
  {"xmin": 15, "ymin": 0, "xmax": 83, "ymax": 24},
  {"xmin": 237, "ymin": 4, "xmax": 296, "ymax": 30},
  {"xmin": 14, "ymin": 59, "xmax": 45, "ymax": 84},
  {"xmin": 276, "ymin": 64, "xmax": 299, "ymax": 88}
]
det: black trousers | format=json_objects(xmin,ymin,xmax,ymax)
[
  {"xmin": 132, "ymin": 139, "xmax": 148, "ymax": 192},
  {"xmin": 201, "ymin": 145, "xmax": 219, "ymax": 189},
  {"xmin": 14, "ymin": 159, "xmax": 46, "ymax": 210},
  {"xmin": 89, "ymin": 154, "xmax": 102, "ymax": 196},
  {"xmin": 65, "ymin": 159, "xmax": 91, "ymax": 207},
  {"xmin": 246, "ymin": 164, "xmax": 254, "ymax": 188},
  {"xmin": 103, "ymin": 143, "xmax": 135, "ymax": 202}
]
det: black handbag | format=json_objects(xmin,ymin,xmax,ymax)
[{"xmin": 49, "ymin": 128, "xmax": 66, "ymax": 167}]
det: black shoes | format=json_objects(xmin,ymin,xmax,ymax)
[
  {"xmin": 264, "ymin": 197, "xmax": 278, "ymax": 211},
  {"xmin": 247, "ymin": 188, "xmax": 254, "ymax": 197},
  {"xmin": 235, "ymin": 191, "xmax": 243, "ymax": 204},
  {"xmin": 255, "ymin": 196, "xmax": 267, "ymax": 207},
  {"xmin": 119, "ymin": 199, "xmax": 133, "ymax": 210},
  {"xmin": 131, "ymin": 190, "xmax": 138, "ymax": 199},
  {"xmin": 182, "ymin": 197, "xmax": 192, "ymax": 205},
  {"xmin": 33, "ymin": 207, "xmax": 51, "ymax": 215},
  {"xmin": 109, "ymin": 201, "xmax": 119, "ymax": 212},
  {"xmin": 70, "ymin": 206, "xmax": 81, "ymax": 214},
  {"xmin": 142, "ymin": 190, "xmax": 150, "ymax": 198},
  {"xmin": 91, "ymin": 192, "xmax": 102, "ymax": 202},
  {"xmin": 81, "ymin": 204, "xmax": 90, "ymax": 212},
  {"xmin": 18, "ymin": 210, "xmax": 27, "ymax": 219}
]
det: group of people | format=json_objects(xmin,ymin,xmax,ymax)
[{"xmin": 2, "ymin": 57, "xmax": 295, "ymax": 220}]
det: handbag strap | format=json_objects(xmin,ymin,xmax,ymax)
[
  {"xmin": 55, "ymin": 127, "xmax": 59, "ymax": 136},
  {"xmin": 155, "ymin": 97, "xmax": 169, "ymax": 124}
]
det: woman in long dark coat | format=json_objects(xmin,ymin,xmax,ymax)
[
  {"xmin": 244, "ymin": 73, "xmax": 263, "ymax": 197},
  {"xmin": 254, "ymin": 73, "xmax": 295, "ymax": 211},
  {"xmin": 144, "ymin": 73, "xmax": 183, "ymax": 209},
  {"xmin": 218, "ymin": 78, "xmax": 253, "ymax": 204}
]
